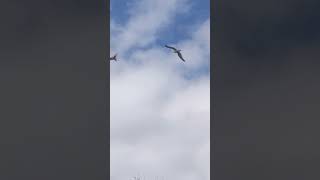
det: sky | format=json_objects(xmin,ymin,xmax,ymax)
[{"xmin": 110, "ymin": 0, "xmax": 210, "ymax": 180}]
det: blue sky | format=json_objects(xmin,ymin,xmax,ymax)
[
  {"xmin": 110, "ymin": 1, "xmax": 210, "ymax": 180},
  {"xmin": 111, "ymin": 0, "xmax": 209, "ymax": 44}
]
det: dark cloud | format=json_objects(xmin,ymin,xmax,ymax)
[{"xmin": 213, "ymin": 0, "xmax": 320, "ymax": 179}]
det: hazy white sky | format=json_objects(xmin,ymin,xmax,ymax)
[{"xmin": 110, "ymin": 0, "xmax": 210, "ymax": 179}]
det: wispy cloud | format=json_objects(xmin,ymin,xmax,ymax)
[
  {"xmin": 110, "ymin": 0, "xmax": 210, "ymax": 179},
  {"xmin": 111, "ymin": 0, "xmax": 191, "ymax": 55}
]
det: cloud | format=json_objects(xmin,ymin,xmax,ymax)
[
  {"xmin": 111, "ymin": 0, "xmax": 191, "ymax": 55},
  {"xmin": 110, "ymin": 0, "xmax": 210, "ymax": 180}
]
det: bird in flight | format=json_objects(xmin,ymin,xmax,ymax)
[
  {"xmin": 109, "ymin": 53, "xmax": 118, "ymax": 61},
  {"xmin": 164, "ymin": 45, "xmax": 186, "ymax": 62}
]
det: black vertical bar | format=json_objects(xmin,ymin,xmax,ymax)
[
  {"xmin": 106, "ymin": 0, "xmax": 111, "ymax": 178},
  {"xmin": 0, "ymin": 0, "xmax": 109, "ymax": 179},
  {"xmin": 213, "ymin": 0, "xmax": 320, "ymax": 179}
]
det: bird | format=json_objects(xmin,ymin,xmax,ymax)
[
  {"xmin": 109, "ymin": 53, "xmax": 118, "ymax": 61},
  {"xmin": 164, "ymin": 45, "xmax": 186, "ymax": 62}
]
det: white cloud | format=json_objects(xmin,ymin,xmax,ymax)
[
  {"xmin": 110, "ymin": 0, "xmax": 210, "ymax": 180},
  {"xmin": 111, "ymin": 0, "xmax": 191, "ymax": 55}
]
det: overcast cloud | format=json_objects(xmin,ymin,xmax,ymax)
[{"xmin": 110, "ymin": 0, "xmax": 210, "ymax": 180}]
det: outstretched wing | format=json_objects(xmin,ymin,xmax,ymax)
[
  {"xmin": 177, "ymin": 52, "xmax": 186, "ymax": 62},
  {"xmin": 165, "ymin": 45, "xmax": 177, "ymax": 51},
  {"xmin": 109, "ymin": 53, "xmax": 118, "ymax": 61}
]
